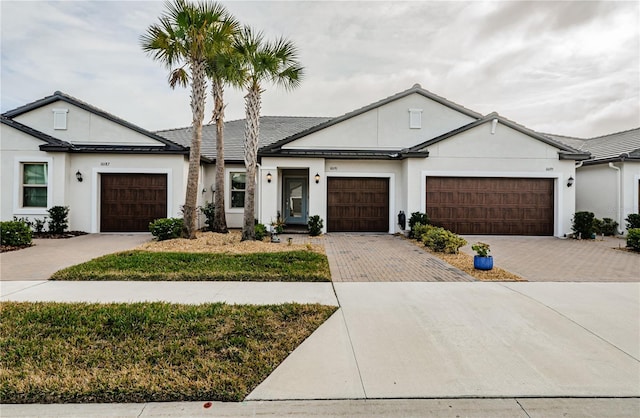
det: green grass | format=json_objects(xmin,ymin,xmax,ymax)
[
  {"xmin": 50, "ymin": 250, "xmax": 331, "ymax": 281},
  {"xmin": 0, "ymin": 301, "xmax": 337, "ymax": 403}
]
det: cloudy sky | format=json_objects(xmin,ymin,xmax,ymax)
[{"xmin": 1, "ymin": 0, "xmax": 638, "ymax": 138}]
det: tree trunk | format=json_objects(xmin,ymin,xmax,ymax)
[
  {"xmin": 241, "ymin": 86, "xmax": 261, "ymax": 241},
  {"xmin": 183, "ymin": 59, "xmax": 206, "ymax": 239},
  {"xmin": 211, "ymin": 80, "xmax": 228, "ymax": 234}
]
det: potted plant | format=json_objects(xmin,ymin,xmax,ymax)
[{"xmin": 471, "ymin": 242, "xmax": 493, "ymax": 270}]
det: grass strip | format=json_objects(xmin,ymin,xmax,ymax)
[
  {"xmin": 51, "ymin": 250, "xmax": 331, "ymax": 282},
  {"xmin": 0, "ymin": 301, "xmax": 337, "ymax": 403}
]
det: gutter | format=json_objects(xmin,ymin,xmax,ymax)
[{"xmin": 608, "ymin": 162, "xmax": 625, "ymax": 234}]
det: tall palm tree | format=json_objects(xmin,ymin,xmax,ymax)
[
  {"xmin": 234, "ymin": 27, "xmax": 303, "ymax": 241},
  {"xmin": 206, "ymin": 52, "xmax": 242, "ymax": 234},
  {"xmin": 141, "ymin": 0, "xmax": 238, "ymax": 239}
]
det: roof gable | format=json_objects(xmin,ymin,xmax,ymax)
[{"xmin": 0, "ymin": 116, "xmax": 72, "ymax": 151}]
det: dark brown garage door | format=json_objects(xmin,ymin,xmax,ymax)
[
  {"xmin": 426, "ymin": 177, "xmax": 554, "ymax": 235},
  {"xmin": 101, "ymin": 173, "xmax": 167, "ymax": 232},
  {"xmin": 327, "ymin": 177, "xmax": 389, "ymax": 232}
]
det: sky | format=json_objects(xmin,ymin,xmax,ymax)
[{"xmin": 1, "ymin": 0, "xmax": 639, "ymax": 138}]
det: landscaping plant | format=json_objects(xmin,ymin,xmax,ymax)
[
  {"xmin": 627, "ymin": 228, "xmax": 640, "ymax": 252},
  {"xmin": 593, "ymin": 217, "xmax": 618, "ymax": 236},
  {"xmin": 412, "ymin": 223, "xmax": 433, "ymax": 240},
  {"xmin": 308, "ymin": 215, "xmax": 323, "ymax": 236},
  {"xmin": 408, "ymin": 211, "xmax": 430, "ymax": 238},
  {"xmin": 0, "ymin": 221, "xmax": 33, "ymax": 247},
  {"xmin": 625, "ymin": 213, "xmax": 640, "ymax": 230},
  {"xmin": 471, "ymin": 242, "xmax": 491, "ymax": 257},
  {"xmin": 199, "ymin": 202, "xmax": 216, "ymax": 232},
  {"xmin": 422, "ymin": 226, "xmax": 467, "ymax": 254},
  {"xmin": 254, "ymin": 223, "xmax": 268, "ymax": 241},
  {"xmin": 571, "ymin": 211, "xmax": 595, "ymax": 239},
  {"xmin": 47, "ymin": 206, "xmax": 69, "ymax": 234},
  {"xmin": 149, "ymin": 218, "xmax": 184, "ymax": 241}
]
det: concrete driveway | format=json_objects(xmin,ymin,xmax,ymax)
[
  {"xmin": 460, "ymin": 236, "xmax": 639, "ymax": 281},
  {"xmin": 0, "ymin": 233, "xmax": 151, "ymax": 281}
]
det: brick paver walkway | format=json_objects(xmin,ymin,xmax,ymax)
[
  {"xmin": 460, "ymin": 236, "xmax": 639, "ymax": 282},
  {"xmin": 318, "ymin": 233, "xmax": 474, "ymax": 282}
]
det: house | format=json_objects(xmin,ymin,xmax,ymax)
[
  {"xmin": 2, "ymin": 84, "xmax": 596, "ymax": 237},
  {"xmin": 549, "ymin": 129, "xmax": 640, "ymax": 232}
]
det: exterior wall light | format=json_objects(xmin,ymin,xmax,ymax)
[
  {"xmin": 314, "ymin": 173, "xmax": 320, "ymax": 184},
  {"xmin": 266, "ymin": 172, "xmax": 272, "ymax": 183},
  {"xmin": 567, "ymin": 176, "xmax": 574, "ymax": 187},
  {"xmin": 76, "ymin": 170, "xmax": 83, "ymax": 182}
]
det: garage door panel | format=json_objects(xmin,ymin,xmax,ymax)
[
  {"xmin": 327, "ymin": 177, "xmax": 389, "ymax": 232},
  {"xmin": 426, "ymin": 177, "xmax": 554, "ymax": 236},
  {"xmin": 101, "ymin": 174, "xmax": 167, "ymax": 232}
]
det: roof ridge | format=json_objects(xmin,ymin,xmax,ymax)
[{"xmin": 584, "ymin": 126, "xmax": 640, "ymax": 140}]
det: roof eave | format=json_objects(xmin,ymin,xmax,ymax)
[{"xmin": 558, "ymin": 152, "xmax": 592, "ymax": 161}]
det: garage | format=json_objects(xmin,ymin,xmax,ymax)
[
  {"xmin": 327, "ymin": 177, "xmax": 389, "ymax": 232},
  {"xmin": 101, "ymin": 173, "xmax": 167, "ymax": 232},
  {"xmin": 426, "ymin": 177, "xmax": 554, "ymax": 235}
]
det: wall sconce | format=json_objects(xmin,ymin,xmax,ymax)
[
  {"xmin": 75, "ymin": 170, "xmax": 83, "ymax": 182},
  {"xmin": 314, "ymin": 173, "xmax": 320, "ymax": 184},
  {"xmin": 567, "ymin": 176, "xmax": 574, "ymax": 187},
  {"xmin": 266, "ymin": 172, "xmax": 272, "ymax": 183}
]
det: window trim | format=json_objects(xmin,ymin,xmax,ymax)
[
  {"xmin": 226, "ymin": 168, "xmax": 246, "ymax": 212},
  {"xmin": 13, "ymin": 157, "xmax": 53, "ymax": 215}
]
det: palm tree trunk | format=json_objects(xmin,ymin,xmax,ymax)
[
  {"xmin": 183, "ymin": 59, "xmax": 206, "ymax": 239},
  {"xmin": 211, "ymin": 80, "xmax": 228, "ymax": 233},
  {"xmin": 241, "ymin": 86, "xmax": 261, "ymax": 241}
]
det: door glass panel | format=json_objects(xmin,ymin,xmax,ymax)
[{"xmin": 288, "ymin": 180, "xmax": 303, "ymax": 218}]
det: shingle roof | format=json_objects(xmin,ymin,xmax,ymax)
[
  {"xmin": 157, "ymin": 116, "xmax": 331, "ymax": 162},
  {"xmin": 3, "ymin": 91, "xmax": 186, "ymax": 152},
  {"xmin": 547, "ymin": 127, "xmax": 640, "ymax": 164}
]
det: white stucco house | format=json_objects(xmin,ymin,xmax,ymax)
[
  {"xmin": 550, "ymin": 129, "xmax": 640, "ymax": 232},
  {"xmin": 3, "ymin": 84, "xmax": 616, "ymax": 238}
]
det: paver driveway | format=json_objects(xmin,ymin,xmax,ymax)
[{"xmin": 322, "ymin": 233, "xmax": 473, "ymax": 282}]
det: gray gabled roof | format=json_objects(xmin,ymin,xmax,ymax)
[
  {"xmin": 1, "ymin": 115, "xmax": 72, "ymax": 151},
  {"xmin": 157, "ymin": 116, "xmax": 331, "ymax": 162},
  {"xmin": 409, "ymin": 112, "xmax": 591, "ymax": 160},
  {"xmin": 547, "ymin": 127, "xmax": 640, "ymax": 164},
  {"xmin": 259, "ymin": 84, "xmax": 483, "ymax": 154},
  {"xmin": 3, "ymin": 91, "xmax": 186, "ymax": 152}
]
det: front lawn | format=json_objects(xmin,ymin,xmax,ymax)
[
  {"xmin": 51, "ymin": 250, "xmax": 331, "ymax": 281},
  {"xmin": 0, "ymin": 301, "xmax": 337, "ymax": 403}
]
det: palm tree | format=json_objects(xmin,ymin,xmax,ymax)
[
  {"xmin": 234, "ymin": 27, "xmax": 303, "ymax": 241},
  {"xmin": 141, "ymin": 0, "xmax": 238, "ymax": 239},
  {"xmin": 206, "ymin": 52, "xmax": 242, "ymax": 234}
]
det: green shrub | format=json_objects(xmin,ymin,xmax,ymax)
[
  {"xmin": 625, "ymin": 213, "xmax": 640, "ymax": 230},
  {"xmin": 149, "ymin": 218, "xmax": 183, "ymax": 241},
  {"xmin": 627, "ymin": 228, "xmax": 640, "ymax": 252},
  {"xmin": 412, "ymin": 223, "xmax": 433, "ymax": 239},
  {"xmin": 572, "ymin": 211, "xmax": 595, "ymax": 239},
  {"xmin": 422, "ymin": 226, "xmax": 467, "ymax": 254},
  {"xmin": 254, "ymin": 223, "xmax": 268, "ymax": 241},
  {"xmin": 471, "ymin": 242, "xmax": 491, "ymax": 257},
  {"xmin": 1, "ymin": 221, "xmax": 33, "ymax": 246},
  {"xmin": 408, "ymin": 212, "xmax": 430, "ymax": 238},
  {"xmin": 594, "ymin": 218, "xmax": 618, "ymax": 236},
  {"xmin": 199, "ymin": 202, "xmax": 215, "ymax": 231},
  {"xmin": 308, "ymin": 215, "xmax": 323, "ymax": 236},
  {"xmin": 33, "ymin": 218, "xmax": 47, "ymax": 233},
  {"xmin": 48, "ymin": 206, "xmax": 69, "ymax": 234}
]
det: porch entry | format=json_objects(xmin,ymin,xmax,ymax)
[{"xmin": 283, "ymin": 174, "xmax": 308, "ymax": 225}]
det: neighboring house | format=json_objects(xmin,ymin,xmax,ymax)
[
  {"xmin": 2, "ymin": 84, "xmax": 596, "ymax": 237},
  {"xmin": 1, "ymin": 91, "xmax": 189, "ymax": 233},
  {"xmin": 550, "ymin": 129, "xmax": 640, "ymax": 232}
]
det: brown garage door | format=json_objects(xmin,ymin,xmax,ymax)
[
  {"xmin": 327, "ymin": 177, "xmax": 389, "ymax": 232},
  {"xmin": 101, "ymin": 173, "xmax": 167, "ymax": 232},
  {"xmin": 426, "ymin": 177, "xmax": 554, "ymax": 235}
]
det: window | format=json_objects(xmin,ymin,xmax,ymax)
[
  {"xmin": 230, "ymin": 172, "xmax": 246, "ymax": 208},
  {"xmin": 53, "ymin": 109, "xmax": 68, "ymax": 130},
  {"xmin": 22, "ymin": 163, "xmax": 48, "ymax": 207},
  {"xmin": 409, "ymin": 108, "xmax": 423, "ymax": 129}
]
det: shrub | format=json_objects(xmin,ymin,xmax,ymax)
[
  {"xmin": 408, "ymin": 212, "xmax": 430, "ymax": 238},
  {"xmin": 1, "ymin": 221, "xmax": 33, "ymax": 247},
  {"xmin": 254, "ymin": 223, "xmax": 268, "ymax": 241},
  {"xmin": 422, "ymin": 226, "xmax": 467, "ymax": 254},
  {"xmin": 471, "ymin": 242, "xmax": 491, "ymax": 257},
  {"xmin": 594, "ymin": 218, "xmax": 618, "ymax": 236},
  {"xmin": 199, "ymin": 202, "xmax": 215, "ymax": 232},
  {"xmin": 572, "ymin": 211, "xmax": 595, "ymax": 239},
  {"xmin": 48, "ymin": 206, "xmax": 69, "ymax": 234},
  {"xmin": 412, "ymin": 223, "xmax": 433, "ymax": 240},
  {"xmin": 33, "ymin": 218, "xmax": 47, "ymax": 233},
  {"xmin": 627, "ymin": 229, "xmax": 640, "ymax": 252},
  {"xmin": 149, "ymin": 218, "xmax": 183, "ymax": 241},
  {"xmin": 625, "ymin": 213, "xmax": 640, "ymax": 230},
  {"xmin": 308, "ymin": 215, "xmax": 323, "ymax": 236}
]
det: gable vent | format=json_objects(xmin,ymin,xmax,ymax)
[
  {"xmin": 409, "ymin": 108, "xmax": 423, "ymax": 129},
  {"xmin": 53, "ymin": 108, "xmax": 68, "ymax": 130}
]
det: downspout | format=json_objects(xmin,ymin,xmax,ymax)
[
  {"xmin": 256, "ymin": 163, "xmax": 262, "ymax": 224},
  {"xmin": 608, "ymin": 162, "xmax": 624, "ymax": 234}
]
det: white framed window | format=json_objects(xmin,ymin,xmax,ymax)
[
  {"xmin": 409, "ymin": 108, "xmax": 423, "ymax": 129},
  {"xmin": 52, "ymin": 108, "xmax": 68, "ymax": 130},
  {"xmin": 230, "ymin": 171, "xmax": 246, "ymax": 208},
  {"xmin": 21, "ymin": 163, "xmax": 48, "ymax": 207}
]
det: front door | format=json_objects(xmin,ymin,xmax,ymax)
[{"xmin": 283, "ymin": 177, "xmax": 308, "ymax": 224}]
